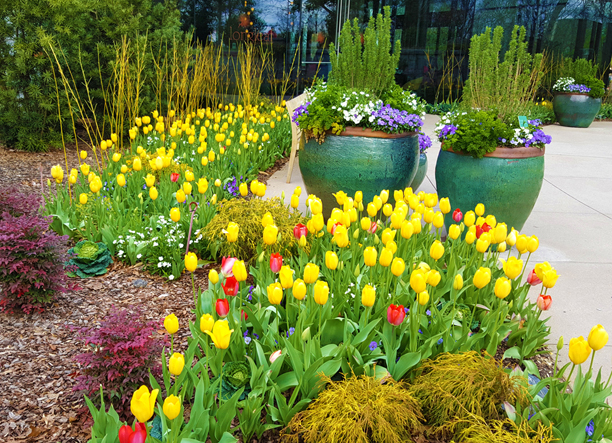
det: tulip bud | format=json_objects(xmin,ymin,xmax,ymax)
[
  {"xmin": 557, "ymin": 336, "xmax": 564, "ymax": 351},
  {"xmin": 302, "ymin": 327, "xmax": 311, "ymax": 341},
  {"xmin": 453, "ymin": 274, "xmax": 463, "ymax": 290}
]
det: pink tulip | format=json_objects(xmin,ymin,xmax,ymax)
[
  {"xmin": 526, "ymin": 269, "xmax": 542, "ymax": 286},
  {"xmin": 536, "ymin": 294, "xmax": 552, "ymax": 311},
  {"xmin": 221, "ymin": 256, "xmax": 237, "ymax": 277}
]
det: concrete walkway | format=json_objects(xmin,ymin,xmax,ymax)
[{"xmin": 266, "ymin": 115, "xmax": 612, "ymax": 379}]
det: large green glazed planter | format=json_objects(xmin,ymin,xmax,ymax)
[
  {"xmin": 299, "ymin": 127, "xmax": 419, "ymax": 215},
  {"xmin": 409, "ymin": 153, "xmax": 428, "ymax": 190},
  {"xmin": 435, "ymin": 146, "xmax": 545, "ymax": 231},
  {"xmin": 553, "ymin": 93, "xmax": 601, "ymax": 128}
]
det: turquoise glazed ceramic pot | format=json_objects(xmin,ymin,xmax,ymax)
[
  {"xmin": 299, "ymin": 127, "xmax": 419, "ymax": 215},
  {"xmin": 553, "ymin": 93, "xmax": 601, "ymax": 128},
  {"xmin": 409, "ymin": 153, "xmax": 428, "ymax": 190},
  {"xmin": 435, "ymin": 146, "xmax": 545, "ymax": 231}
]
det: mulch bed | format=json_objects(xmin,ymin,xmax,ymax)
[{"xmin": 0, "ymin": 145, "xmax": 556, "ymax": 443}]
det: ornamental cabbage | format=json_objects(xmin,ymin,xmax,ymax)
[{"xmin": 66, "ymin": 240, "xmax": 113, "ymax": 278}]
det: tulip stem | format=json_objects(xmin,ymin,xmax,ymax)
[
  {"xmin": 588, "ymin": 351, "xmax": 596, "ymax": 376},
  {"xmin": 192, "ymin": 273, "xmax": 196, "ymax": 307},
  {"xmin": 561, "ymin": 364, "xmax": 575, "ymax": 394},
  {"xmin": 553, "ymin": 346, "xmax": 560, "ymax": 377}
]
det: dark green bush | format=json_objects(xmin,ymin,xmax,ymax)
[{"xmin": 0, "ymin": 0, "xmax": 182, "ymax": 151}]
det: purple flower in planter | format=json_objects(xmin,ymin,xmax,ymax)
[
  {"xmin": 291, "ymin": 102, "xmax": 311, "ymax": 126},
  {"xmin": 418, "ymin": 133, "xmax": 432, "ymax": 154},
  {"xmin": 567, "ymin": 84, "xmax": 591, "ymax": 93},
  {"xmin": 438, "ymin": 124, "xmax": 457, "ymax": 140}
]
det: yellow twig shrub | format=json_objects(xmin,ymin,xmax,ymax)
[
  {"xmin": 408, "ymin": 351, "xmax": 529, "ymax": 437},
  {"xmin": 281, "ymin": 374, "xmax": 423, "ymax": 443},
  {"xmin": 453, "ymin": 416, "xmax": 554, "ymax": 442}
]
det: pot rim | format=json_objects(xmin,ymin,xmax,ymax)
[
  {"xmin": 326, "ymin": 126, "xmax": 418, "ymax": 139},
  {"xmin": 442, "ymin": 144, "xmax": 545, "ymax": 159},
  {"xmin": 554, "ymin": 92, "xmax": 600, "ymax": 99}
]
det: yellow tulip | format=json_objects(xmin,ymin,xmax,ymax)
[
  {"xmin": 132, "ymin": 157, "xmax": 142, "ymax": 171},
  {"xmin": 130, "ymin": 385, "xmax": 158, "ymax": 423},
  {"xmin": 381, "ymin": 228, "xmax": 396, "ymax": 245},
  {"xmin": 333, "ymin": 224, "xmax": 349, "ymax": 248},
  {"xmin": 506, "ymin": 229, "xmax": 517, "ymax": 246},
  {"xmin": 367, "ymin": 202, "xmax": 377, "ymax": 217},
  {"xmin": 149, "ymin": 186, "xmax": 158, "ymax": 200},
  {"xmin": 380, "ymin": 190, "xmax": 389, "ymax": 204},
  {"xmin": 588, "ymin": 325, "xmax": 609, "ymax": 351},
  {"xmin": 383, "ymin": 203, "xmax": 393, "ymax": 217},
  {"xmin": 476, "ymin": 235, "xmax": 490, "ymax": 253},
  {"xmin": 424, "ymin": 193, "xmax": 437, "ymax": 208},
  {"xmin": 411, "ymin": 218, "xmax": 422, "ymax": 234},
  {"xmin": 475, "ymin": 203, "xmax": 485, "ymax": 216},
  {"xmin": 418, "ymin": 291, "xmax": 430, "ymax": 306},
  {"xmin": 363, "ymin": 247, "xmax": 377, "ymax": 267},
  {"xmin": 439, "ymin": 197, "xmax": 451, "ymax": 214},
  {"xmin": 516, "ymin": 234, "xmax": 529, "ymax": 254},
  {"xmin": 361, "ymin": 285, "xmax": 376, "ymax": 307},
  {"xmin": 423, "ymin": 208, "xmax": 435, "ymax": 224},
  {"xmin": 494, "ymin": 223, "xmax": 507, "ymax": 243},
  {"xmin": 80, "ymin": 163, "xmax": 90, "ymax": 176},
  {"xmin": 267, "ymin": 282, "xmax": 283, "ymax": 305},
  {"xmin": 391, "ymin": 257, "xmax": 405, "ymax": 277},
  {"xmin": 208, "ymin": 269, "xmax": 219, "ymax": 284},
  {"xmin": 169, "ymin": 353, "xmax": 185, "ymax": 375},
  {"xmin": 432, "ymin": 212, "xmax": 444, "ymax": 228},
  {"xmin": 80, "ymin": 150, "xmax": 87, "ymax": 160},
  {"xmin": 170, "ymin": 207, "xmax": 180, "ymax": 223},
  {"xmin": 233, "ymin": 260, "xmax": 247, "ymax": 282},
  {"xmin": 263, "ymin": 224, "xmax": 278, "ymax": 245},
  {"xmin": 303, "ymin": 263, "xmax": 320, "ymax": 284},
  {"xmin": 500, "ymin": 256, "xmax": 523, "ymax": 280},
  {"xmin": 204, "ymin": 320, "xmax": 234, "ymax": 349},
  {"xmin": 279, "ymin": 265, "xmax": 294, "ymax": 289},
  {"xmin": 465, "ymin": 230, "xmax": 476, "ymax": 244},
  {"xmin": 292, "ymin": 279, "xmax": 307, "ymax": 300},
  {"xmin": 401, "ymin": 220, "xmax": 414, "ymax": 239},
  {"xmin": 314, "ymin": 280, "xmax": 329, "ymax": 305},
  {"xmin": 410, "ymin": 269, "xmax": 427, "ymax": 293},
  {"xmin": 145, "ymin": 174, "xmax": 155, "ymax": 188},
  {"xmin": 494, "ymin": 277, "xmax": 512, "ymax": 299},
  {"xmin": 541, "ymin": 268, "xmax": 560, "ymax": 288},
  {"xmin": 176, "ymin": 189, "xmax": 186, "ymax": 203},
  {"xmin": 497, "ymin": 241, "xmax": 507, "ymax": 252},
  {"xmin": 568, "ymin": 336, "xmax": 592, "ymax": 365},
  {"xmin": 79, "ymin": 193, "xmax": 88, "ymax": 205},
  {"xmin": 200, "ymin": 314, "xmax": 214, "ymax": 333},
  {"xmin": 183, "ymin": 182, "xmax": 192, "ymax": 195},
  {"xmin": 464, "ymin": 211, "xmax": 475, "ymax": 227},
  {"xmin": 163, "ymin": 395, "xmax": 181, "ymax": 420},
  {"xmin": 164, "ymin": 314, "xmax": 179, "ymax": 334},
  {"xmin": 430, "ymin": 240, "xmax": 444, "ymax": 260},
  {"xmin": 239, "ymin": 183, "xmax": 248, "ymax": 196},
  {"xmin": 354, "ymin": 190, "xmax": 363, "ymax": 203},
  {"xmin": 453, "ymin": 274, "xmax": 464, "ymax": 290},
  {"xmin": 184, "ymin": 252, "xmax": 198, "ymax": 273},
  {"xmin": 427, "ymin": 270, "xmax": 441, "ymax": 286},
  {"xmin": 198, "ymin": 178, "xmax": 209, "ymax": 194},
  {"xmin": 256, "ymin": 182, "xmax": 266, "ymax": 197},
  {"xmin": 527, "ymin": 235, "xmax": 539, "ymax": 253},
  {"xmin": 261, "ymin": 212, "xmax": 274, "ymax": 228},
  {"xmin": 379, "ymin": 247, "xmax": 393, "ymax": 267},
  {"xmin": 448, "ymin": 224, "xmax": 461, "ymax": 240},
  {"xmin": 225, "ymin": 222, "xmax": 239, "ymax": 243},
  {"xmin": 325, "ymin": 251, "xmax": 338, "ymax": 270},
  {"xmin": 116, "ymin": 174, "xmax": 126, "ymax": 187},
  {"xmin": 473, "ymin": 267, "xmax": 492, "ymax": 289}
]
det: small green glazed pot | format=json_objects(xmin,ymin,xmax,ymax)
[
  {"xmin": 409, "ymin": 153, "xmax": 428, "ymax": 190},
  {"xmin": 553, "ymin": 93, "xmax": 601, "ymax": 128},
  {"xmin": 435, "ymin": 146, "xmax": 545, "ymax": 231},
  {"xmin": 299, "ymin": 128, "xmax": 418, "ymax": 216}
]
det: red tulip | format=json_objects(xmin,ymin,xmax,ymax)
[
  {"xmin": 368, "ymin": 221, "xmax": 378, "ymax": 234},
  {"xmin": 119, "ymin": 425, "xmax": 147, "ymax": 443},
  {"xmin": 475, "ymin": 222, "xmax": 490, "ymax": 239},
  {"xmin": 222, "ymin": 276, "xmax": 239, "ymax": 296},
  {"xmin": 216, "ymin": 298, "xmax": 230, "ymax": 317},
  {"xmin": 452, "ymin": 208, "xmax": 463, "ymax": 222},
  {"xmin": 387, "ymin": 304, "xmax": 405, "ymax": 326},
  {"xmin": 293, "ymin": 223, "xmax": 308, "ymax": 240},
  {"xmin": 171, "ymin": 172, "xmax": 179, "ymax": 182},
  {"xmin": 270, "ymin": 253, "xmax": 283, "ymax": 273},
  {"xmin": 241, "ymin": 309, "xmax": 248, "ymax": 320},
  {"xmin": 221, "ymin": 256, "xmax": 236, "ymax": 277},
  {"xmin": 536, "ymin": 294, "xmax": 552, "ymax": 311},
  {"xmin": 526, "ymin": 269, "xmax": 542, "ymax": 286},
  {"xmin": 331, "ymin": 222, "xmax": 343, "ymax": 235}
]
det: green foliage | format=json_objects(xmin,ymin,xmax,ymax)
[
  {"xmin": 553, "ymin": 57, "xmax": 606, "ymax": 99},
  {"xmin": 441, "ymin": 110, "xmax": 509, "ymax": 158},
  {"xmin": 282, "ymin": 374, "xmax": 423, "ymax": 443},
  {"xmin": 597, "ymin": 103, "xmax": 612, "ymax": 120},
  {"xmin": 408, "ymin": 351, "xmax": 528, "ymax": 438},
  {"xmin": 66, "ymin": 240, "xmax": 113, "ymax": 278},
  {"xmin": 0, "ymin": 0, "xmax": 182, "ymax": 151},
  {"xmin": 202, "ymin": 197, "xmax": 305, "ymax": 262},
  {"xmin": 328, "ymin": 6, "xmax": 401, "ymax": 95},
  {"xmin": 425, "ymin": 101, "xmax": 460, "ymax": 115},
  {"xmin": 454, "ymin": 416, "xmax": 554, "ymax": 442},
  {"xmin": 462, "ymin": 26, "xmax": 545, "ymax": 122}
]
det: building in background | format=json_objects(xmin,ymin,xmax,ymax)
[{"xmin": 184, "ymin": 0, "xmax": 612, "ymax": 100}]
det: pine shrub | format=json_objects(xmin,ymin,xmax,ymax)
[
  {"xmin": 281, "ymin": 374, "xmax": 423, "ymax": 443},
  {"xmin": 0, "ymin": 187, "xmax": 75, "ymax": 313},
  {"xmin": 408, "ymin": 351, "xmax": 529, "ymax": 438},
  {"xmin": 201, "ymin": 197, "xmax": 306, "ymax": 262},
  {"xmin": 72, "ymin": 306, "xmax": 166, "ymax": 417}
]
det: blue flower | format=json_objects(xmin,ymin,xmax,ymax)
[
  {"xmin": 244, "ymin": 336, "xmax": 252, "ymax": 345},
  {"xmin": 369, "ymin": 341, "xmax": 378, "ymax": 351},
  {"xmin": 586, "ymin": 420, "xmax": 595, "ymax": 437},
  {"xmin": 437, "ymin": 338, "xmax": 444, "ymax": 345}
]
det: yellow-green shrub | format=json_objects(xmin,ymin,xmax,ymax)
[
  {"xmin": 454, "ymin": 417, "xmax": 554, "ymax": 442},
  {"xmin": 408, "ymin": 351, "xmax": 528, "ymax": 437},
  {"xmin": 201, "ymin": 197, "xmax": 306, "ymax": 261},
  {"xmin": 281, "ymin": 374, "xmax": 423, "ymax": 443}
]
